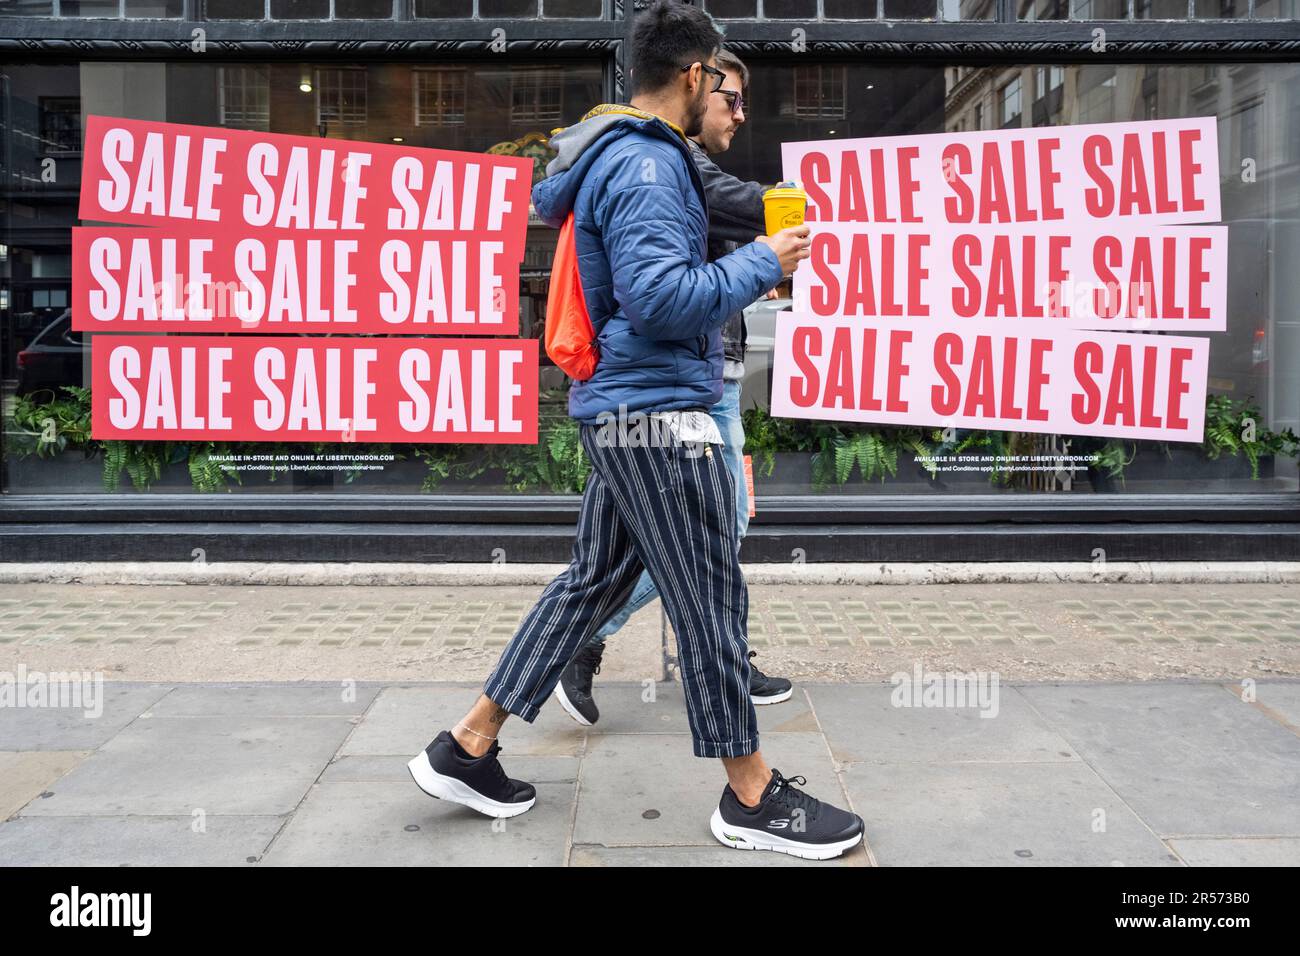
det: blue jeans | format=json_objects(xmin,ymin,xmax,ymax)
[{"xmin": 589, "ymin": 379, "xmax": 748, "ymax": 645}]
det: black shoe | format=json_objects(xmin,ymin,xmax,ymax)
[
  {"xmin": 407, "ymin": 730, "xmax": 536, "ymax": 819},
  {"xmin": 747, "ymin": 650, "xmax": 793, "ymax": 705},
  {"xmin": 711, "ymin": 769, "xmax": 864, "ymax": 860},
  {"xmin": 555, "ymin": 642, "xmax": 604, "ymax": 726}
]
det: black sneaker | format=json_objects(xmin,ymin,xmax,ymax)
[
  {"xmin": 711, "ymin": 769, "xmax": 864, "ymax": 860},
  {"xmin": 748, "ymin": 650, "xmax": 793, "ymax": 705},
  {"xmin": 407, "ymin": 730, "xmax": 536, "ymax": 819},
  {"xmin": 554, "ymin": 642, "xmax": 604, "ymax": 726}
]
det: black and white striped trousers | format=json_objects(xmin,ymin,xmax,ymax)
[{"xmin": 483, "ymin": 423, "xmax": 757, "ymax": 758}]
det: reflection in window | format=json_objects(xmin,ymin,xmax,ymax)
[
  {"xmin": 939, "ymin": 0, "xmax": 997, "ymax": 17},
  {"xmin": 39, "ymin": 98, "xmax": 81, "ymax": 155},
  {"xmin": 510, "ymin": 69, "xmax": 564, "ymax": 126},
  {"xmin": 1000, "ymin": 76, "xmax": 1022, "ymax": 127},
  {"xmin": 792, "ymin": 66, "xmax": 847, "ymax": 120},
  {"xmin": 1073, "ymin": 0, "xmax": 1127, "ymax": 16},
  {"xmin": 124, "ymin": 0, "xmax": 183, "ymax": 14},
  {"xmin": 415, "ymin": 69, "xmax": 468, "ymax": 128},
  {"xmin": 1078, "ymin": 71, "xmax": 1116, "ymax": 124},
  {"xmin": 1135, "ymin": 0, "xmax": 1194, "ymax": 15},
  {"xmin": 1018, "ymin": 0, "xmax": 1068, "ymax": 17},
  {"xmin": 220, "ymin": 67, "xmax": 271, "ymax": 132},
  {"xmin": 316, "ymin": 68, "xmax": 368, "ymax": 128}
]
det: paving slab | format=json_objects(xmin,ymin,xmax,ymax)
[
  {"xmin": 1018, "ymin": 684, "xmax": 1300, "ymax": 837},
  {"xmin": 806, "ymin": 683, "xmax": 1081, "ymax": 765},
  {"xmin": 0, "ymin": 751, "xmax": 87, "ymax": 820},
  {"xmin": 0, "ymin": 814, "xmax": 283, "ymax": 866},
  {"xmin": 569, "ymin": 844, "xmax": 850, "ymax": 866},
  {"xmin": 1166, "ymin": 837, "xmax": 1300, "ymax": 866},
  {"xmin": 262, "ymin": 769, "xmax": 576, "ymax": 866},
  {"xmin": 18, "ymin": 714, "xmax": 354, "ymax": 816},
  {"xmin": 844, "ymin": 760, "xmax": 1183, "ymax": 866},
  {"xmin": 145, "ymin": 682, "xmax": 382, "ymax": 717},
  {"xmin": 0, "ymin": 682, "xmax": 173, "ymax": 750},
  {"xmin": 339, "ymin": 684, "xmax": 586, "ymax": 758},
  {"xmin": 571, "ymin": 732, "xmax": 846, "ymax": 849},
  {"xmin": 318, "ymin": 753, "xmax": 579, "ymax": 786},
  {"xmin": 1250, "ymin": 681, "xmax": 1300, "ymax": 731}
]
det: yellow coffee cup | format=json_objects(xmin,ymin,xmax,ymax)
[{"xmin": 763, "ymin": 183, "xmax": 807, "ymax": 236}]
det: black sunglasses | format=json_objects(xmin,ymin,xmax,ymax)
[
  {"xmin": 680, "ymin": 62, "xmax": 727, "ymax": 93},
  {"xmin": 716, "ymin": 88, "xmax": 746, "ymax": 117}
]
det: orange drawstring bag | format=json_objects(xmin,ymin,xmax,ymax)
[{"xmin": 543, "ymin": 211, "xmax": 599, "ymax": 381}]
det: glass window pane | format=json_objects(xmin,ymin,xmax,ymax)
[
  {"xmin": 0, "ymin": 59, "xmax": 607, "ymax": 496},
  {"xmin": 1193, "ymin": 0, "xmax": 1241, "ymax": 14},
  {"xmin": 1019, "ymin": 0, "xmax": 1069, "ymax": 17},
  {"xmin": 0, "ymin": 0, "xmax": 57, "ymax": 12},
  {"xmin": 764, "ymin": 0, "xmax": 818, "ymax": 17},
  {"xmin": 124, "ymin": 0, "xmax": 183, "ymax": 14},
  {"xmin": 883, "ymin": 0, "xmax": 935, "ymax": 16},
  {"xmin": 1072, "ymin": 0, "xmax": 1127, "ymax": 16},
  {"xmin": 1254, "ymin": 0, "xmax": 1300, "ymax": 17},
  {"xmin": 414, "ymin": 0, "xmax": 473, "ymax": 14},
  {"xmin": 543, "ymin": 0, "xmax": 602, "ymax": 14},
  {"xmin": 1135, "ymin": 0, "xmax": 1192, "ymax": 15},
  {"xmin": 335, "ymin": 0, "xmax": 394, "ymax": 15},
  {"xmin": 825, "ymin": 0, "xmax": 876, "ymax": 14},
  {"xmin": 705, "ymin": 0, "xmax": 758, "ymax": 16},
  {"xmin": 940, "ymin": 0, "xmax": 996, "ymax": 18},
  {"xmin": 270, "ymin": 0, "xmax": 330, "ymax": 17},
  {"xmin": 480, "ymin": 0, "xmax": 539, "ymax": 15},
  {"xmin": 205, "ymin": 0, "xmax": 266, "ymax": 16},
  {"xmin": 59, "ymin": 0, "xmax": 122, "ymax": 15}
]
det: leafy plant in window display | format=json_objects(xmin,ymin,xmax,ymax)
[
  {"xmin": 1201, "ymin": 395, "xmax": 1299, "ymax": 479},
  {"xmin": 1092, "ymin": 440, "xmax": 1137, "ymax": 487},
  {"xmin": 187, "ymin": 442, "xmax": 242, "ymax": 493},
  {"xmin": 101, "ymin": 440, "xmax": 184, "ymax": 492},
  {"xmin": 10, "ymin": 385, "xmax": 93, "ymax": 457}
]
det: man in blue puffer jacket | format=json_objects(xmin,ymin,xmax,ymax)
[{"xmin": 407, "ymin": 0, "xmax": 864, "ymax": 860}]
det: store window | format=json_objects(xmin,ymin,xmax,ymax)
[
  {"xmin": 0, "ymin": 59, "xmax": 603, "ymax": 496},
  {"xmin": 714, "ymin": 61, "xmax": 1300, "ymax": 497},
  {"xmin": 2, "ymin": 58, "xmax": 1298, "ymax": 499}
]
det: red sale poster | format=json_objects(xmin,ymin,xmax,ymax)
[
  {"xmin": 91, "ymin": 335, "xmax": 539, "ymax": 444},
  {"xmin": 76, "ymin": 115, "xmax": 539, "ymax": 445},
  {"xmin": 776, "ymin": 117, "xmax": 1225, "ymax": 444},
  {"xmin": 771, "ymin": 313, "xmax": 1208, "ymax": 443}
]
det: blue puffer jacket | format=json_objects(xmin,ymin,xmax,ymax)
[{"xmin": 532, "ymin": 105, "xmax": 783, "ymax": 424}]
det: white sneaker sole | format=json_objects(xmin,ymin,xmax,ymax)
[
  {"xmin": 709, "ymin": 808, "xmax": 863, "ymax": 860},
  {"xmin": 553, "ymin": 681, "xmax": 594, "ymax": 727},
  {"xmin": 751, "ymin": 688, "xmax": 793, "ymax": 706},
  {"xmin": 406, "ymin": 753, "xmax": 535, "ymax": 819}
]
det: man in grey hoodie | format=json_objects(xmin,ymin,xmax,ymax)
[{"xmin": 553, "ymin": 49, "xmax": 795, "ymax": 728}]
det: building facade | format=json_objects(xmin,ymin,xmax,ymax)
[{"xmin": 2, "ymin": 0, "xmax": 1299, "ymax": 562}]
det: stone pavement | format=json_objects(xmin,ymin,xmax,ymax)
[
  {"xmin": 1, "ymin": 580, "xmax": 1299, "ymax": 684},
  {"xmin": 1, "ymin": 679, "xmax": 1298, "ymax": 866}
]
